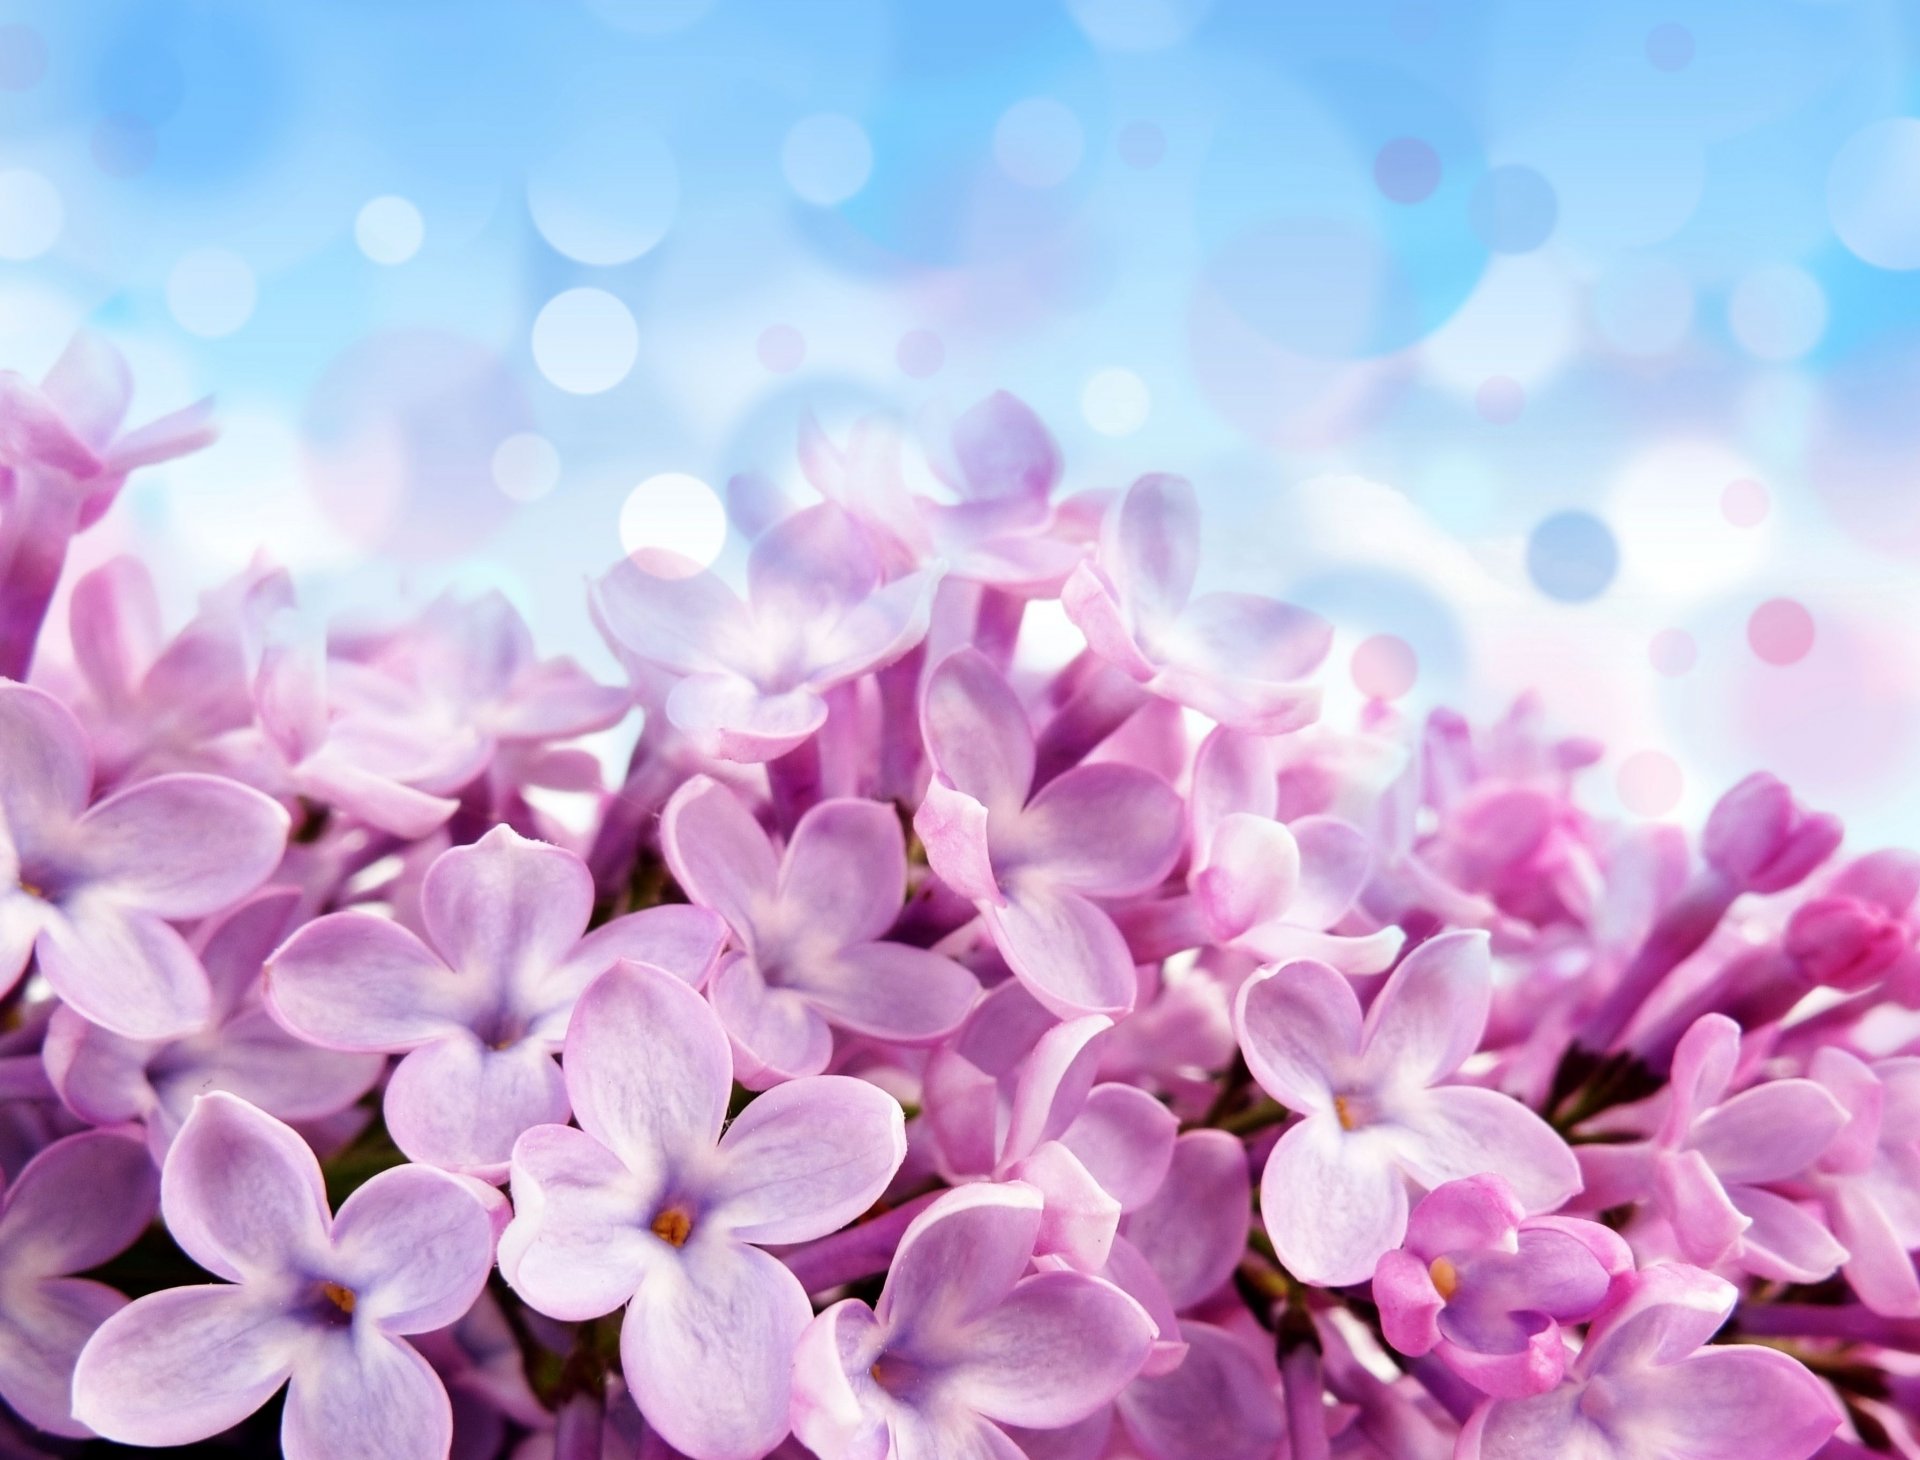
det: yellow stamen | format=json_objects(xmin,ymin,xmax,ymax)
[
  {"xmin": 1333, "ymin": 1095, "xmax": 1358, "ymax": 1132},
  {"xmin": 321, "ymin": 1281, "xmax": 357, "ymax": 1314},
  {"xmin": 651, "ymin": 1207, "xmax": 693, "ymax": 1247},
  {"xmin": 1428, "ymin": 1256, "xmax": 1459, "ymax": 1301},
  {"xmin": 17, "ymin": 880, "xmax": 42, "ymax": 900}
]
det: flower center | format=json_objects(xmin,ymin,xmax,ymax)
[
  {"xmin": 1428, "ymin": 1256, "xmax": 1459, "ymax": 1300},
  {"xmin": 16, "ymin": 879, "xmax": 43, "ymax": 900},
  {"xmin": 321, "ymin": 1281, "xmax": 357, "ymax": 1315},
  {"xmin": 868, "ymin": 1350, "xmax": 931, "ymax": 1401},
  {"xmin": 1334, "ymin": 1094, "xmax": 1359, "ymax": 1131},
  {"xmin": 651, "ymin": 1206, "xmax": 693, "ymax": 1247}
]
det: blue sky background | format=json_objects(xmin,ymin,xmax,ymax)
[{"xmin": 5, "ymin": 0, "xmax": 1920, "ymax": 842}]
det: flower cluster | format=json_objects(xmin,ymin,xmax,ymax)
[{"xmin": 0, "ymin": 336, "xmax": 1912, "ymax": 1459}]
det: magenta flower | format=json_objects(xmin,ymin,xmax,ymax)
[
  {"xmin": 0, "ymin": 680, "xmax": 289, "ymax": 1038},
  {"xmin": 265, "ymin": 826, "xmax": 725, "ymax": 1179},
  {"xmin": 924, "ymin": 982, "xmax": 1178, "ymax": 1271},
  {"xmin": 1373, "ymin": 1174, "xmax": 1628, "ymax": 1398},
  {"xmin": 660, "ymin": 775, "xmax": 979, "ymax": 1085},
  {"xmin": 1061, "ymin": 473, "xmax": 1332, "ymax": 734},
  {"xmin": 914, "ymin": 647, "xmax": 1184, "ymax": 1017},
  {"xmin": 499, "ymin": 960, "xmax": 907, "ymax": 1460},
  {"xmin": 72, "ymin": 1093, "xmax": 498, "ymax": 1458},
  {"xmin": 1806, "ymin": 1046, "xmax": 1920, "ymax": 1316},
  {"xmin": 0, "ymin": 1128, "xmax": 157, "ymax": 1436},
  {"xmin": 1457, "ymin": 1265, "xmax": 1841, "ymax": 1460},
  {"xmin": 789, "ymin": 1182, "xmax": 1156, "ymax": 1460},
  {"xmin": 43, "ymin": 888, "xmax": 383, "ymax": 1158},
  {"xmin": 593, "ymin": 502, "xmax": 939, "ymax": 763},
  {"xmin": 1578, "ymin": 1015, "xmax": 1849, "ymax": 1282},
  {"xmin": 1234, "ymin": 931, "xmax": 1581, "ymax": 1285}
]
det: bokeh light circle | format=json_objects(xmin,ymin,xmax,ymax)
[
  {"xmin": 1728, "ymin": 265, "xmax": 1827, "ymax": 361},
  {"xmin": 1468, "ymin": 166, "xmax": 1558, "ymax": 253},
  {"xmin": 1618, "ymin": 750, "xmax": 1684, "ymax": 816},
  {"xmin": 1828, "ymin": 118, "xmax": 1920, "ymax": 271},
  {"xmin": 1082, "ymin": 367, "xmax": 1150, "ymax": 435},
  {"xmin": 355, "ymin": 195, "xmax": 425, "ymax": 265},
  {"xmin": 781, "ymin": 114, "xmax": 874, "ymax": 207},
  {"xmin": 492, "ymin": 433, "xmax": 561, "ymax": 503},
  {"xmin": 994, "ymin": 98, "xmax": 1086, "ymax": 188},
  {"xmin": 1721, "ymin": 479, "xmax": 1770, "ymax": 527},
  {"xmin": 1593, "ymin": 257, "xmax": 1694, "ymax": 357},
  {"xmin": 528, "ymin": 127, "xmax": 678, "ymax": 265},
  {"xmin": 1065, "ymin": 0, "xmax": 1213, "ymax": 51},
  {"xmin": 1374, "ymin": 138, "xmax": 1440, "ymax": 204},
  {"xmin": 1649, "ymin": 628, "xmax": 1697, "ymax": 677},
  {"xmin": 1749, "ymin": 598, "xmax": 1816, "ymax": 665},
  {"xmin": 1351, "ymin": 634, "xmax": 1419, "ymax": 700},
  {"xmin": 531, "ymin": 288, "xmax": 639, "ymax": 395},
  {"xmin": 1526, "ymin": 511, "xmax": 1619, "ymax": 602},
  {"xmin": 166, "ymin": 249, "xmax": 257, "ymax": 338},
  {"xmin": 0, "ymin": 170, "xmax": 63, "ymax": 261},
  {"xmin": 619, "ymin": 472, "xmax": 728, "ymax": 576}
]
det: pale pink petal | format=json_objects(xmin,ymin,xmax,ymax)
[
  {"xmin": 74, "ymin": 773, "xmax": 287, "ymax": 918},
  {"xmin": 1732, "ymin": 1186, "xmax": 1847, "ymax": 1284},
  {"xmin": 1003, "ymin": 1014, "xmax": 1112, "ymax": 1166},
  {"xmin": 790, "ymin": 940, "xmax": 980, "ymax": 1043},
  {"xmin": 1663, "ymin": 1015, "xmax": 1743, "ymax": 1141},
  {"xmin": 1288, "ymin": 816, "xmax": 1373, "ymax": 930},
  {"xmin": 1145, "ymin": 663, "xmax": 1322, "ymax": 736},
  {"xmin": 1121, "ymin": 1131, "xmax": 1252, "ymax": 1310},
  {"xmin": 421, "ymin": 827, "xmax": 593, "ymax": 1001},
  {"xmin": 153, "ymin": 1008, "xmax": 384, "ymax": 1150},
  {"xmin": 1261, "ymin": 1116, "xmax": 1407, "ymax": 1287},
  {"xmin": 266, "ymin": 911, "xmax": 479, "ymax": 1050},
  {"xmin": 564, "ymin": 962, "xmax": 731, "ymax": 1175},
  {"xmin": 1360, "ymin": 930, "xmax": 1491, "ymax": 1088},
  {"xmin": 790, "ymin": 1298, "xmax": 890, "ymax": 1460},
  {"xmin": 72, "ymin": 1285, "xmax": 300, "ymax": 1447},
  {"xmin": 666, "ymin": 672, "xmax": 827, "ymax": 763},
  {"xmin": 281, "ymin": 1331, "xmax": 452, "ymax": 1460},
  {"xmin": 1608, "ymin": 1345, "xmax": 1842, "ymax": 1460},
  {"xmin": 1115, "ymin": 1321, "xmax": 1286, "ymax": 1460},
  {"xmin": 1690, "ymin": 1079, "xmax": 1848, "ymax": 1184},
  {"xmin": 804, "ymin": 568, "xmax": 940, "ymax": 687},
  {"xmin": 500, "ymin": 1123, "xmax": 658, "ymax": 1321},
  {"xmin": 621, "ymin": 1240, "xmax": 811, "ymax": 1460},
  {"xmin": 36, "ymin": 899, "xmax": 212, "ymax": 1039},
  {"xmin": 1106, "ymin": 474, "xmax": 1198, "ymax": 630},
  {"xmin": 591, "ymin": 559, "xmax": 754, "ymax": 678},
  {"xmin": 384, "ymin": 1033, "xmax": 570, "ymax": 1180},
  {"xmin": 1234, "ymin": 958, "xmax": 1359, "ymax": 1114},
  {"xmin": 779, "ymin": 798, "xmax": 906, "ymax": 948},
  {"xmin": 745, "ymin": 503, "xmax": 881, "ymax": 624},
  {"xmin": 1392, "ymin": 1086, "xmax": 1581, "ymax": 1216},
  {"xmin": 949, "ymin": 391, "xmax": 1061, "ymax": 503},
  {"xmin": 1011, "ymin": 1139, "xmax": 1123, "ymax": 1271},
  {"xmin": 293, "ymin": 751, "xmax": 459, "ymax": 839},
  {"xmin": 921, "ymin": 648, "xmax": 1035, "ymax": 819},
  {"xmin": 914, "ymin": 778, "xmax": 1002, "ymax": 906},
  {"xmin": 1194, "ymin": 812, "xmax": 1300, "ymax": 941},
  {"xmin": 879, "ymin": 1184, "xmax": 1046, "ymax": 1344},
  {"xmin": 706, "ymin": 1075, "xmax": 905, "ymax": 1244},
  {"xmin": 0, "ymin": 681, "xmax": 92, "ymax": 832},
  {"xmin": 549, "ymin": 904, "xmax": 727, "ymax": 1009},
  {"xmin": 987, "ymin": 882, "xmax": 1137, "ymax": 1019},
  {"xmin": 1161, "ymin": 593, "xmax": 1332, "ymax": 686},
  {"xmin": 947, "ymin": 1271, "xmax": 1154, "ymax": 1428},
  {"xmin": 1402, "ymin": 1173, "xmax": 1524, "ymax": 1260},
  {"xmin": 0, "ymin": 1128, "xmax": 156, "ymax": 1275},
  {"xmin": 709, "ymin": 951, "xmax": 834, "ymax": 1084},
  {"xmin": 161, "ymin": 1093, "xmax": 331, "ymax": 1282},
  {"xmin": 1010, "ymin": 763, "xmax": 1184, "ymax": 897},
  {"xmin": 660, "ymin": 776, "xmax": 780, "ymax": 935},
  {"xmin": 1832, "ymin": 1181, "xmax": 1920, "ymax": 1317},
  {"xmin": 330, "ymin": 1165, "xmax": 496, "ymax": 1333},
  {"xmin": 69, "ymin": 555, "xmax": 161, "ymax": 706},
  {"xmin": 1060, "ymin": 562, "xmax": 1157, "ymax": 682},
  {"xmin": 0, "ymin": 1275, "xmax": 124, "ymax": 1435},
  {"xmin": 1057, "ymin": 1084, "xmax": 1178, "ymax": 1212}
]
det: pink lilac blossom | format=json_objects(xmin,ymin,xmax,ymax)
[{"xmin": 0, "ymin": 347, "xmax": 1896, "ymax": 1460}]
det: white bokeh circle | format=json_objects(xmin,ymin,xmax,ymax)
[
  {"xmin": 781, "ymin": 114, "xmax": 874, "ymax": 207},
  {"xmin": 492, "ymin": 432, "xmax": 562, "ymax": 502},
  {"xmin": 531, "ymin": 288, "xmax": 639, "ymax": 395},
  {"xmin": 619, "ymin": 471, "xmax": 727, "ymax": 574},
  {"xmin": 1829, "ymin": 118, "xmax": 1920, "ymax": 271},
  {"xmin": 355, "ymin": 195, "xmax": 425, "ymax": 265},
  {"xmin": 0, "ymin": 168, "xmax": 63, "ymax": 261},
  {"xmin": 528, "ymin": 128, "xmax": 679, "ymax": 266},
  {"xmin": 1728, "ymin": 264, "xmax": 1827, "ymax": 362},
  {"xmin": 1082, "ymin": 367, "xmax": 1151, "ymax": 435}
]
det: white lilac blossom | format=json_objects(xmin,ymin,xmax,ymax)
[{"xmin": 0, "ymin": 347, "xmax": 1885, "ymax": 1460}]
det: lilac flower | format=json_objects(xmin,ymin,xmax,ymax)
[
  {"xmin": 72, "ymin": 1093, "xmax": 498, "ymax": 1458},
  {"xmin": 1457, "ymin": 1265, "xmax": 1841, "ymax": 1460},
  {"xmin": 0, "ymin": 1128, "xmax": 157, "ymax": 1436},
  {"xmin": 1234, "ymin": 931, "xmax": 1581, "ymax": 1285},
  {"xmin": 1578, "ymin": 1015, "xmax": 1849, "ymax": 1282},
  {"xmin": 593, "ymin": 502, "xmax": 939, "ymax": 763},
  {"xmin": 0, "ymin": 331, "xmax": 216, "ymax": 679},
  {"xmin": 1373, "ymin": 1174, "xmax": 1628, "ymax": 1397},
  {"xmin": 1061, "ymin": 473, "xmax": 1332, "ymax": 733},
  {"xmin": 914, "ymin": 647, "xmax": 1184, "ymax": 1017},
  {"xmin": 499, "ymin": 960, "xmax": 907, "ymax": 1460},
  {"xmin": 43, "ymin": 888, "xmax": 384, "ymax": 1158},
  {"xmin": 789, "ymin": 1182, "xmax": 1156, "ymax": 1460},
  {"xmin": 660, "ymin": 775, "xmax": 979, "ymax": 1085},
  {"xmin": 265, "ymin": 826, "xmax": 725, "ymax": 1179},
  {"xmin": 1806, "ymin": 1046, "xmax": 1920, "ymax": 1316},
  {"xmin": 0, "ymin": 680, "xmax": 289, "ymax": 1038},
  {"xmin": 924, "ymin": 981, "xmax": 1178, "ymax": 1271}
]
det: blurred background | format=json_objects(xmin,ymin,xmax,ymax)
[{"xmin": 3, "ymin": 0, "xmax": 1918, "ymax": 840}]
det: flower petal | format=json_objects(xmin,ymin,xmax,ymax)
[
  {"xmin": 949, "ymin": 390, "xmax": 1061, "ymax": 504},
  {"xmin": 1057, "ymin": 1083, "xmax": 1178, "ymax": 1212},
  {"xmin": 1234, "ymin": 958, "xmax": 1359, "ymax": 1114},
  {"xmin": 72, "ymin": 1285, "xmax": 300, "ymax": 1447},
  {"xmin": 330, "ymin": 1165, "xmax": 496, "ymax": 1333},
  {"xmin": 563, "ymin": 961, "xmax": 731, "ymax": 1177},
  {"xmin": 0, "ymin": 681, "xmax": 91, "ymax": 838},
  {"xmin": 1690, "ymin": 1078, "xmax": 1848, "ymax": 1185},
  {"xmin": 547, "ymin": 903, "xmax": 727, "ymax": 1013},
  {"xmin": 1730, "ymin": 1186, "xmax": 1846, "ymax": 1284},
  {"xmin": 0, "ymin": 1128, "xmax": 156, "ymax": 1276},
  {"xmin": 0, "ymin": 1275, "xmax": 124, "ymax": 1435},
  {"xmin": 1121, "ymin": 1130, "xmax": 1252, "ymax": 1311},
  {"xmin": 1402, "ymin": 1173, "xmax": 1524, "ymax": 1261},
  {"xmin": 914, "ymin": 777, "xmax": 1002, "ymax": 906},
  {"xmin": 161, "ymin": 1092, "xmax": 331, "ymax": 1283},
  {"xmin": 947, "ymin": 1270, "xmax": 1154, "ymax": 1428},
  {"xmin": 1115, "ymin": 1321, "xmax": 1287, "ymax": 1460},
  {"xmin": 987, "ymin": 882, "xmax": 1137, "ymax": 1019},
  {"xmin": 706, "ymin": 1074, "xmax": 906, "ymax": 1244},
  {"xmin": 1106, "ymin": 474, "xmax": 1198, "ymax": 630},
  {"xmin": 879, "ymin": 1184, "xmax": 1045, "ymax": 1345},
  {"xmin": 622, "ymin": 1240, "xmax": 811, "ymax": 1460},
  {"xmin": 1609, "ymin": 1344, "xmax": 1842, "ymax": 1460},
  {"xmin": 591, "ymin": 558, "xmax": 754, "ymax": 677},
  {"xmin": 1010, "ymin": 763, "xmax": 1184, "ymax": 897},
  {"xmin": 35, "ymin": 899, "xmax": 212, "ymax": 1040},
  {"xmin": 1360, "ymin": 930, "xmax": 1491, "ymax": 1089},
  {"xmin": 383, "ymin": 1033, "xmax": 570, "ymax": 1180},
  {"xmin": 1162, "ymin": 592, "xmax": 1332, "ymax": 686},
  {"xmin": 266, "ymin": 911, "xmax": 478, "ymax": 1050},
  {"xmin": 1263, "ymin": 1115, "xmax": 1408, "ymax": 1287},
  {"xmin": 420, "ymin": 826, "xmax": 592, "ymax": 1004},
  {"xmin": 1288, "ymin": 816, "xmax": 1374, "ymax": 930},
  {"xmin": 660, "ymin": 776, "xmax": 780, "ymax": 934},
  {"xmin": 791, "ymin": 940, "xmax": 981, "ymax": 1044},
  {"xmin": 666, "ymin": 672, "xmax": 827, "ymax": 763},
  {"xmin": 778, "ymin": 798, "xmax": 906, "ymax": 949},
  {"xmin": 74, "ymin": 773, "xmax": 288, "ymax": 918},
  {"xmin": 709, "ymin": 951, "xmax": 835, "ymax": 1084},
  {"xmin": 921, "ymin": 648, "xmax": 1035, "ymax": 820},
  {"xmin": 1003, "ymin": 1014, "xmax": 1111, "ymax": 1167},
  {"xmin": 500, "ymin": 1123, "xmax": 658, "ymax": 1321},
  {"xmin": 1194, "ymin": 813, "xmax": 1300, "ymax": 942},
  {"xmin": 281, "ymin": 1330, "xmax": 452, "ymax": 1460},
  {"xmin": 1391, "ymin": 1086, "xmax": 1581, "ymax": 1216}
]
